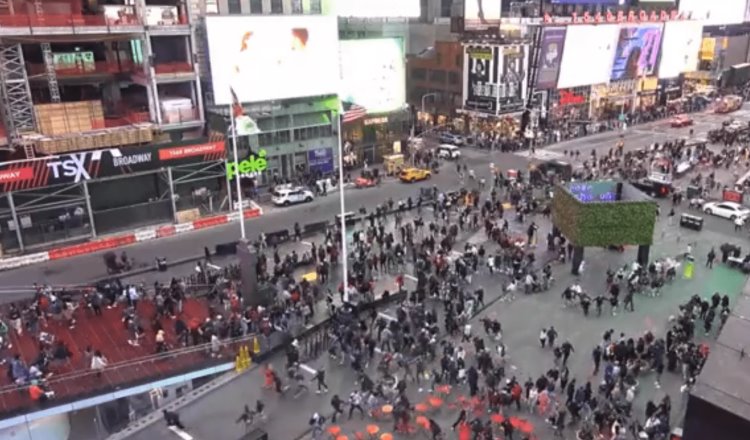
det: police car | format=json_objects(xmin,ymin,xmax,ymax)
[{"xmin": 271, "ymin": 185, "xmax": 314, "ymax": 206}]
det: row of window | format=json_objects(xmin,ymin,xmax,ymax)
[
  {"xmin": 411, "ymin": 68, "xmax": 460, "ymax": 86},
  {"xmin": 226, "ymin": 0, "xmax": 321, "ymax": 15},
  {"xmin": 257, "ymin": 124, "xmax": 333, "ymax": 147}
]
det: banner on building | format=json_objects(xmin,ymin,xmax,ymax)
[
  {"xmin": 536, "ymin": 26, "xmax": 567, "ymax": 90},
  {"xmin": 307, "ymin": 148, "xmax": 334, "ymax": 174},
  {"xmin": 497, "ymin": 44, "xmax": 530, "ymax": 114},
  {"xmin": 463, "ymin": 45, "xmax": 500, "ymax": 114},
  {"xmin": 0, "ymin": 139, "xmax": 226, "ymax": 192}
]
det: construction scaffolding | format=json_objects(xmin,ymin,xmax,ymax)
[{"xmin": 0, "ymin": 44, "xmax": 36, "ymax": 157}]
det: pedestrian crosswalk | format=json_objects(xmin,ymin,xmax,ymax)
[
  {"xmin": 514, "ymin": 149, "xmax": 566, "ymax": 160},
  {"xmin": 168, "ymin": 426, "xmax": 194, "ymax": 440}
]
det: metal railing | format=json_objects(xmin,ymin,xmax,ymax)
[{"xmin": 0, "ymin": 13, "xmax": 140, "ymax": 28}]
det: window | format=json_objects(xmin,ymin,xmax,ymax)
[
  {"xmin": 271, "ymin": 0, "xmax": 283, "ymax": 14},
  {"xmin": 448, "ymin": 72, "xmax": 459, "ymax": 85},
  {"xmin": 309, "ymin": 0, "xmax": 322, "ymax": 14},
  {"xmin": 440, "ymin": 0, "xmax": 452, "ymax": 18},
  {"xmin": 429, "ymin": 69, "xmax": 446, "ymax": 83},
  {"xmin": 227, "ymin": 0, "xmax": 241, "ymax": 14},
  {"xmin": 250, "ymin": 0, "xmax": 262, "ymax": 13},
  {"xmin": 291, "ymin": 0, "xmax": 302, "ymax": 14},
  {"xmin": 411, "ymin": 68, "xmax": 426, "ymax": 81}
]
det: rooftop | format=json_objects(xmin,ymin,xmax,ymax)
[{"xmin": 690, "ymin": 280, "xmax": 750, "ymax": 421}]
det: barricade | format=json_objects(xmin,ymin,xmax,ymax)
[
  {"xmin": 303, "ymin": 221, "xmax": 329, "ymax": 236},
  {"xmin": 265, "ymin": 229, "xmax": 290, "ymax": 246}
]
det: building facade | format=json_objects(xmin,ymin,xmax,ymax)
[{"xmin": 408, "ymin": 41, "xmax": 463, "ymax": 125}]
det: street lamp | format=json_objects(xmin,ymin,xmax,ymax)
[
  {"xmin": 421, "ymin": 92, "xmax": 438, "ymax": 117},
  {"xmin": 229, "ymin": 105, "xmax": 247, "ymax": 240}
]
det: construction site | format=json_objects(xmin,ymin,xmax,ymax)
[{"xmin": 0, "ymin": 0, "xmax": 233, "ymax": 256}]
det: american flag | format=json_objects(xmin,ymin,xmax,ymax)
[
  {"xmin": 230, "ymin": 87, "xmax": 244, "ymax": 118},
  {"xmin": 341, "ymin": 101, "xmax": 367, "ymax": 123}
]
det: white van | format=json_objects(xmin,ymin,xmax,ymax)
[
  {"xmin": 437, "ymin": 144, "xmax": 461, "ymax": 160},
  {"xmin": 271, "ymin": 186, "xmax": 314, "ymax": 206}
]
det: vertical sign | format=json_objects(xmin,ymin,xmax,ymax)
[
  {"xmin": 536, "ymin": 26, "xmax": 567, "ymax": 90},
  {"xmin": 463, "ymin": 45, "xmax": 499, "ymax": 114}
]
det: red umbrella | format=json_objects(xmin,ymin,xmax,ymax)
[{"xmin": 490, "ymin": 413, "xmax": 505, "ymax": 424}]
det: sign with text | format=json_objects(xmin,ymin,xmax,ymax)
[
  {"xmin": 463, "ymin": 45, "xmax": 499, "ymax": 114},
  {"xmin": 536, "ymin": 26, "xmax": 566, "ymax": 90},
  {"xmin": 0, "ymin": 139, "xmax": 226, "ymax": 192},
  {"xmin": 307, "ymin": 148, "xmax": 334, "ymax": 174}
]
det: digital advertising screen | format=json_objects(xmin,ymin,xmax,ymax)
[
  {"xmin": 464, "ymin": 0, "xmax": 502, "ymax": 31},
  {"xmin": 658, "ymin": 21, "xmax": 703, "ymax": 79},
  {"xmin": 557, "ymin": 24, "xmax": 619, "ymax": 89},
  {"xmin": 339, "ymin": 38, "xmax": 406, "ymax": 114},
  {"xmin": 611, "ymin": 24, "xmax": 664, "ymax": 81},
  {"xmin": 535, "ymin": 26, "xmax": 566, "ymax": 90},
  {"xmin": 550, "ymin": 0, "xmax": 619, "ymax": 4},
  {"xmin": 205, "ymin": 16, "xmax": 340, "ymax": 105},
  {"xmin": 332, "ymin": 0, "xmax": 419, "ymax": 18},
  {"xmin": 679, "ymin": 0, "xmax": 746, "ymax": 25}
]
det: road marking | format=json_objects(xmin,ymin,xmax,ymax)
[
  {"xmin": 301, "ymin": 241, "xmax": 313, "ymax": 246},
  {"xmin": 168, "ymin": 426, "xmax": 194, "ymax": 440},
  {"xmin": 378, "ymin": 312, "xmax": 397, "ymax": 321},
  {"xmin": 404, "ymin": 274, "xmax": 417, "ymax": 282},
  {"xmin": 514, "ymin": 150, "xmax": 565, "ymax": 160},
  {"xmin": 299, "ymin": 363, "xmax": 317, "ymax": 375}
]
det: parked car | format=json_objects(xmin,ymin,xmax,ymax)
[
  {"xmin": 670, "ymin": 114, "xmax": 693, "ymax": 128},
  {"xmin": 272, "ymin": 185, "xmax": 314, "ymax": 206},
  {"xmin": 437, "ymin": 144, "xmax": 461, "ymax": 160},
  {"xmin": 702, "ymin": 201, "xmax": 750, "ymax": 220},
  {"xmin": 439, "ymin": 132, "xmax": 464, "ymax": 145},
  {"xmin": 399, "ymin": 167, "xmax": 431, "ymax": 183}
]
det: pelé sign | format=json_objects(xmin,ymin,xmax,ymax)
[
  {"xmin": 558, "ymin": 90, "xmax": 586, "ymax": 106},
  {"xmin": 227, "ymin": 149, "xmax": 268, "ymax": 180},
  {"xmin": 543, "ymin": 9, "xmax": 687, "ymax": 25}
]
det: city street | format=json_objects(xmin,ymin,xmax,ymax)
[
  {"xmin": 118, "ymin": 112, "xmax": 750, "ymax": 440},
  {"xmin": 0, "ymin": 109, "xmax": 746, "ymax": 297}
]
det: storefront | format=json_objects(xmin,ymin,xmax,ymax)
[
  {"xmin": 342, "ymin": 111, "xmax": 410, "ymax": 166},
  {"xmin": 657, "ymin": 77, "xmax": 684, "ymax": 107},
  {"xmin": 636, "ymin": 77, "xmax": 659, "ymax": 111},
  {"xmin": 590, "ymin": 79, "xmax": 638, "ymax": 120},
  {"xmin": 0, "ymin": 138, "xmax": 228, "ymax": 254},
  {"xmin": 548, "ymin": 87, "xmax": 592, "ymax": 122}
]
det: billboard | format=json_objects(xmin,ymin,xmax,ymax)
[
  {"xmin": 658, "ymin": 21, "xmax": 703, "ymax": 79},
  {"xmin": 679, "ymin": 0, "xmax": 746, "ymax": 25},
  {"xmin": 205, "ymin": 16, "xmax": 339, "ymax": 105},
  {"xmin": 463, "ymin": 46, "xmax": 499, "ymax": 114},
  {"xmin": 0, "ymin": 140, "xmax": 226, "ymax": 192},
  {"xmin": 339, "ymin": 38, "xmax": 406, "ymax": 114},
  {"xmin": 557, "ymin": 24, "xmax": 619, "ymax": 89},
  {"xmin": 333, "ymin": 0, "xmax": 419, "ymax": 17},
  {"xmin": 464, "ymin": 0, "xmax": 502, "ymax": 31},
  {"xmin": 550, "ymin": 0, "xmax": 618, "ymax": 3},
  {"xmin": 308, "ymin": 148, "xmax": 334, "ymax": 174},
  {"xmin": 536, "ymin": 26, "xmax": 566, "ymax": 90},
  {"xmin": 611, "ymin": 24, "xmax": 664, "ymax": 81}
]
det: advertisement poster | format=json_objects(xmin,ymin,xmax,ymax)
[
  {"xmin": 557, "ymin": 24, "xmax": 619, "ymax": 89},
  {"xmin": 550, "ymin": 0, "xmax": 617, "ymax": 3},
  {"xmin": 658, "ymin": 21, "xmax": 702, "ymax": 79},
  {"xmin": 333, "ymin": 0, "xmax": 419, "ymax": 18},
  {"xmin": 463, "ymin": 0, "xmax": 502, "ymax": 31},
  {"xmin": 679, "ymin": 0, "xmax": 745, "ymax": 25},
  {"xmin": 463, "ymin": 46, "xmax": 499, "ymax": 114},
  {"xmin": 307, "ymin": 148, "xmax": 334, "ymax": 174},
  {"xmin": 611, "ymin": 24, "xmax": 664, "ymax": 81},
  {"xmin": 205, "ymin": 16, "xmax": 340, "ymax": 105},
  {"xmin": 0, "ymin": 140, "xmax": 226, "ymax": 192},
  {"xmin": 536, "ymin": 26, "xmax": 566, "ymax": 90},
  {"xmin": 339, "ymin": 38, "xmax": 406, "ymax": 114},
  {"xmin": 497, "ymin": 45, "xmax": 528, "ymax": 113}
]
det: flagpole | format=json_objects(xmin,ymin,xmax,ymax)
[
  {"xmin": 337, "ymin": 110, "xmax": 349, "ymax": 303},
  {"xmin": 230, "ymin": 104, "xmax": 247, "ymax": 240}
]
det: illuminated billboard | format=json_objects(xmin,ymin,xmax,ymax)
[
  {"xmin": 610, "ymin": 24, "xmax": 664, "ymax": 81},
  {"xmin": 205, "ymin": 16, "xmax": 340, "ymax": 105},
  {"xmin": 679, "ymin": 0, "xmax": 746, "ymax": 25},
  {"xmin": 536, "ymin": 26, "xmax": 566, "ymax": 90},
  {"xmin": 464, "ymin": 0, "xmax": 502, "ymax": 31},
  {"xmin": 557, "ymin": 24, "xmax": 619, "ymax": 89},
  {"xmin": 339, "ymin": 38, "xmax": 406, "ymax": 113},
  {"xmin": 333, "ymin": 0, "xmax": 419, "ymax": 18},
  {"xmin": 658, "ymin": 21, "xmax": 703, "ymax": 79}
]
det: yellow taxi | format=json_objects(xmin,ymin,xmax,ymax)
[{"xmin": 399, "ymin": 167, "xmax": 431, "ymax": 183}]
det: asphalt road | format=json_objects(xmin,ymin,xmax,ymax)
[{"xmin": 119, "ymin": 111, "xmax": 750, "ymax": 440}]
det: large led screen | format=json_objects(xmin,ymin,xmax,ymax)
[
  {"xmin": 339, "ymin": 38, "xmax": 406, "ymax": 113},
  {"xmin": 464, "ymin": 0, "xmax": 502, "ymax": 31},
  {"xmin": 611, "ymin": 24, "xmax": 663, "ymax": 81},
  {"xmin": 536, "ymin": 26, "xmax": 566, "ymax": 90},
  {"xmin": 658, "ymin": 21, "xmax": 703, "ymax": 79},
  {"xmin": 550, "ymin": 0, "xmax": 617, "ymax": 3},
  {"xmin": 557, "ymin": 25, "xmax": 619, "ymax": 89},
  {"xmin": 205, "ymin": 16, "xmax": 340, "ymax": 105},
  {"xmin": 333, "ymin": 0, "xmax": 419, "ymax": 18},
  {"xmin": 679, "ymin": 0, "xmax": 746, "ymax": 25}
]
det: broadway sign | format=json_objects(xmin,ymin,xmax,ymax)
[{"xmin": 0, "ymin": 139, "xmax": 226, "ymax": 192}]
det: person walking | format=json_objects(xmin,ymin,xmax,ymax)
[
  {"xmin": 311, "ymin": 368, "xmax": 329, "ymax": 393},
  {"xmin": 706, "ymin": 248, "xmax": 716, "ymax": 269},
  {"xmin": 348, "ymin": 390, "xmax": 365, "ymax": 420},
  {"xmin": 330, "ymin": 394, "xmax": 345, "ymax": 423}
]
